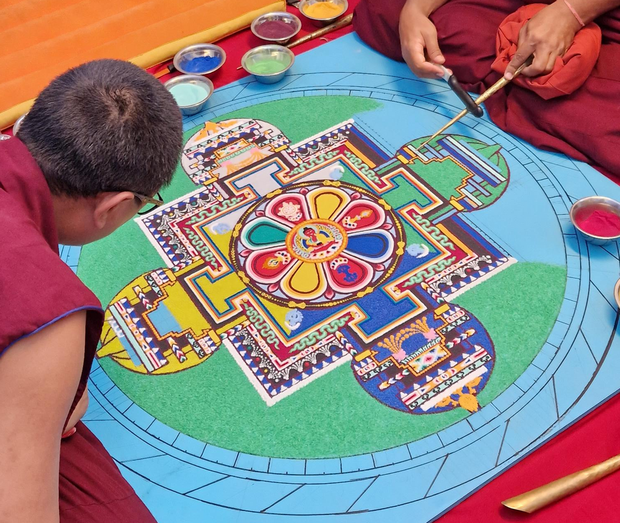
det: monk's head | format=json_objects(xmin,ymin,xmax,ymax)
[{"xmin": 17, "ymin": 59, "xmax": 183, "ymax": 245}]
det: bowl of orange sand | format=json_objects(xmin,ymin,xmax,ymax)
[{"xmin": 298, "ymin": 0, "xmax": 347, "ymax": 26}]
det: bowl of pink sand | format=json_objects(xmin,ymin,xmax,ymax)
[
  {"xmin": 614, "ymin": 278, "xmax": 620, "ymax": 309},
  {"xmin": 570, "ymin": 196, "xmax": 620, "ymax": 245},
  {"xmin": 251, "ymin": 12, "xmax": 301, "ymax": 44}
]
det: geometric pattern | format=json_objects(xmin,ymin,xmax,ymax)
[
  {"xmin": 231, "ymin": 181, "xmax": 405, "ymax": 308},
  {"xmin": 100, "ymin": 117, "xmax": 515, "ymax": 410},
  {"xmin": 67, "ymin": 35, "xmax": 620, "ymax": 523}
]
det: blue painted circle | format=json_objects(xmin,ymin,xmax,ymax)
[{"xmin": 78, "ymin": 71, "xmax": 613, "ymax": 520}]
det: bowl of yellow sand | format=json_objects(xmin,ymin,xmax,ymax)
[{"xmin": 298, "ymin": 0, "xmax": 348, "ymax": 26}]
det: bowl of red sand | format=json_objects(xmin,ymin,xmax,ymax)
[
  {"xmin": 570, "ymin": 196, "xmax": 620, "ymax": 245},
  {"xmin": 251, "ymin": 12, "xmax": 301, "ymax": 44}
]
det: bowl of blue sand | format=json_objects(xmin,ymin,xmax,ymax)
[
  {"xmin": 173, "ymin": 43, "xmax": 226, "ymax": 76},
  {"xmin": 164, "ymin": 75, "xmax": 214, "ymax": 116}
]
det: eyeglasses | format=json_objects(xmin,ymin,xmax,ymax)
[{"xmin": 134, "ymin": 191, "xmax": 164, "ymax": 215}]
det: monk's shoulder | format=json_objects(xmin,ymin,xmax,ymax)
[{"xmin": 0, "ymin": 191, "xmax": 100, "ymax": 353}]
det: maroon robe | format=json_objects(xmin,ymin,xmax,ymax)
[
  {"xmin": 353, "ymin": 0, "xmax": 620, "ymax": 180},
  {"xmin": 0, "ymin": 136, "xmax": 155, "ymax": 523}
]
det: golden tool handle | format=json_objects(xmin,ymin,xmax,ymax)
[
  {"xmin": 287, "ymin": 13, "xmax": 353, "ymax": 48},
  {"xmin": 474, "ymin": 58, "xmax": 532, "ymax": 105},
  {"xmin": 502, "ymin": 453, "xmax": 620, "ymax": 513}
]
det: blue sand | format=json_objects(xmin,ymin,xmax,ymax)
[
  {"xmin": 182, "ymin": 55, "xmax": 221, "ymax": 73},
  {"xmin": 345, "ymin": 232, "xmax": 389, "ymax": 257}
]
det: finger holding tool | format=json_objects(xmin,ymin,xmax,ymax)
[{"xmin": 438, "ymin": 66, "xmax": 483, "ymax": 118}]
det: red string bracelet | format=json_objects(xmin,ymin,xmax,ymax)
[{"xmin": 563, "ymin": 0, "xmax": 586, "ymax": 27}]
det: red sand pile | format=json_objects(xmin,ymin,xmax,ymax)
[{"xmin": 576, "ymin": 209, "xmax": 620, "ymax": 237}]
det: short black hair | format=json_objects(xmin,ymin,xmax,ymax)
[{"xmin": 18, "ymin": 59, "xmax": 183, "ymax": 197}]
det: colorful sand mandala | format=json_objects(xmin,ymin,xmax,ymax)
[
  {"xmin": 98, "ymin": 115, "xmax": 512, "ymax": 413},
  {"xmin": 72, "ymin": 38, "xmax": 620, "ymax": 523},
  {"xmin": 231, "ymin": 181, "xmax": 404, "ymax": 307}
]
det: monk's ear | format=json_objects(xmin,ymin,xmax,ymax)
[{"xmin": 92, "ymin": 192, "xmax": 135, "ymax": 230}]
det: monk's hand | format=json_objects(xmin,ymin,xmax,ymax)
[
  {"xmin": 63, "ymin": 387, "xmax": 89, "ymax": 436},
  {"xmin": 399, "ymin": 1, "xmax": 445, "ymax": 79},
  {"xmin": 505, "ymin": 1, "xmax": 583, "ymax": 79}
]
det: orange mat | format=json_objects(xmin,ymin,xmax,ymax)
[{"xmin": 0, "ymin": 0, "xmax": 284, "ymax": 129}]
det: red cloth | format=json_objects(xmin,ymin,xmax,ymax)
[
  {"xmin": 354, "ymin": 0, "xmax": 620, "ymax": 181},
  {"xmin": 493, "ymin": 4, "xmax": 602, "ymax": 99},
  {"xmin": 0, "ymin": 136, "xmax": 154, "ymax": 522},
  {"xmin": 436, "ymin": 394, "xmax": 620, "ymax": 523}
]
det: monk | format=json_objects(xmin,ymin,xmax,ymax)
[
  {"xmin": 354, "ymin": 0, "xmax": 620, "ymax": 179},
  {"xmin": 0, "ymin": 60, "xmax": 182, "ymax": 522}
]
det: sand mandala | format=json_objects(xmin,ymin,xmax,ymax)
[
  {"xmin": 231, "ymin": 181, "xmax": 404, "ymax": 307},
  {"xmin": 98, "ymin": 114, "xmax": 512, "ymax": 414},
  {"xmin": 73, "ymin": 35, "xmax": 620, "ymax": 523}
]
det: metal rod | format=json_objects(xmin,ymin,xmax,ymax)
[
  {"xmin": 418, "ymin": 108, "xmax": 468, "ymax": 149},
  {"xmin": 287, "ymin": 13, "xmax": 353, "ymax": 49},
  {"xmin": 418, "ymin": 57, "xmax": 532, "ymax": 149},
  {"xmin": 502, "ymin": 453, "xmax": 620, "ymax": 513}
]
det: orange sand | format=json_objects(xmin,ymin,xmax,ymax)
[{"xmin": 302, "ymin": 1, "xmax": 344, "ymax": 19}]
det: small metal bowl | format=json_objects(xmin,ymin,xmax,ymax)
[
  {"xmin": 241, "ymin": 45, "xmax": 295, "ymax": 84},
  {"xmin": 173, "ymin": 43, "xmax": 226, "ymax": 76},
  {"xmin": 569, "ymin": 196, "xmax": 620, "ymax": 246},
  {"xmin": 164, "ymin": 75, "xmax": 214, "ymax": 116},
  {"xmin": 251, "ymin": 12, "xmax": 302, "ymax": 44},
  {"xmin": 298, "ymin": 0, "xmax": 348, "ymax": 26},
  {"xmin": 13, "ymin": 112, "xmax": 27, "ymax": 135}
]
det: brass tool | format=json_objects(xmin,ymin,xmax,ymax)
[
  {"xmin": 418, "ymin": 56, "xmax": 533, "ymax": 149},
  {"xmin": 287, "ymin": 13, "xmax": 353, "ymax": 49},
  {"xmin": 502, "ymin": 452, "xmax": 620, "ymax": 513}
]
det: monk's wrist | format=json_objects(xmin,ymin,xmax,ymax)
[
  {"xmin": 551, "ymin": 0, "xmax": 584, "ymax": 32},
  {"xmin": 559, "ymin": 0, "xmax": 586, "ymax": 28},
  {"xmin": 405, "ymin": 0, "xmax": 449, "ymax": 18},
  {"xmin": 556, "ymin": 0, "xmax": 620, "ymax": 26}
]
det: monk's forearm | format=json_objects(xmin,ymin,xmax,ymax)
[
  {"xmin": 404, "ymin": 0, "xmax": 449, "ymax": 17},
  {"xmin": 563, "ymin": 0, "xmax": 620, "ymax": 24}
]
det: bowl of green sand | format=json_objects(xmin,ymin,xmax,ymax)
[{"xmin": 241, "ymin": 45, "xmax": 295, "ymax": 84}]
